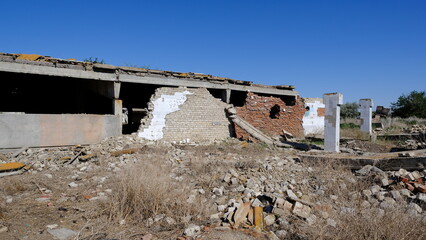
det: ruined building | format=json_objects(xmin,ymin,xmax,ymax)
[{"xmin": 0, "ymin": 53, "xmax": 305, "ymax": 148}]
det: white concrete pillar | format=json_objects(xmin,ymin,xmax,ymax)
[
  {"xmin": 113, "ymin": 99, "xmax": 123, "ymax": 133},
  {"xmin": 359, "ymin": 99, "xmax": 373, "ymax": 134},
  {"xmin": 324, "ymin": 93, "xmax": 343, "ymax": 152}
]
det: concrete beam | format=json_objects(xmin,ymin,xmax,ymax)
[
  {"xmin": 0, "ymin": 61, "xmax": 116, "ymax": 81},
  {"xmin": 0, "ymin": 61, "xmax": 298, "ymax": 97}
]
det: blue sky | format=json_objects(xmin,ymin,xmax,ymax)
[{"xmin": 1, "ymin": 1, "xmax": 425, "ymax": 107}]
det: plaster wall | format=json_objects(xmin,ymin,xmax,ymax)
[
  {"xmin": 303, "ymin": 98, "xmax": 325, "ymax": 136},
  {"xmin": 0, "ymin": 113, "xmax": 120, "ymax": 148}
]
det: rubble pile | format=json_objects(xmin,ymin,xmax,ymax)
[
  {"xmin": 2, "ymin": 136, "xmax": 426, "ymax": 239},
  {"xmin": 403, "ymin": 124, "xmax": 426, "ymax": 133},
  {"xmin": 400, "ymin": 139, "xmax": 426, "ymax": 150},
  {"xmin": 355, "ymin": 165, "xmax": 426, "ymax": 215}
]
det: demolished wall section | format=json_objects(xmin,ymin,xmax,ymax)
[
  {"xmin": 235, "ymin": 92, "xmax": 305, "ymax": 140},
  {"xmin": 303, "ymin": 98, "xmax": 325, "ymax": 136},
  {"xmin": 138, "ymin": 87, "xmax": 231, "ymax": 143}
]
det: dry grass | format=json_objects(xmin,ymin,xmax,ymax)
[
  {"xmin": 296, "ymin": 160, "xmax": 426, "ymax": 240},
  {"xmin": 1, "ymin": 178, "xmax": 27, "ymax": 195},
  {"xmin": 292, "ymin": 206, "xmax": 426, "ymax": 240},
  {"xmin": 340, "ymin": 128, "xmax": 370, "ymax": 140},
  {"xmin": 103, "ymin": 160, "xmax": 208, "ymax": 224}
]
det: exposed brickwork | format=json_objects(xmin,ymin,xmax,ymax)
[
  {"xmin": 140, "ymin": 87, "xmax": 231, "ymax": 143},
  {"xmin": 317, "ymin": 108, "xmax": 325, "ymax": 117},
  {"xmin": 235, "ymin": 92, "xmax": 305, "ymax": 140}
]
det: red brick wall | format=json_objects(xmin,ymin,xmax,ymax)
[{"xmin": 235, "ymin": 92, "xmax": 305, "ymax": 141}]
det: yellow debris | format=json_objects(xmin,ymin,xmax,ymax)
[
  {"xmin": 0, "ymin": 162, "xmax": 26, "ymax": 172},
  {"xmin": 253, "ymin": 206, "xmax": 264, "ymax": 231},
  {"xmin": 79, "ymin": 154, "xmax": 96, "ymax": 161},
  {"xmin": 16, "ymin": 54, "xmax": 42, "ymax": 61},
  {"xmin": 60, "ymin": 156, "xmax": 72, "ymax": 161}
]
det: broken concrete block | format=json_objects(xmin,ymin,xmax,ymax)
[
  {"xmin": 381, "ymin": 177, "xmax": 390, "ymax": 187},
  {"xmin": 266, "ymin": 231, "xmax": 280, "ymax": 240},
  {"xmin": 233, "ymin": 202, "xmax": 251, "ymax": 228},
  {"xmin": 223, "ymin": 173, "xmax": 231, "ymax": 183},
  {"xmin": 275, "ymin": 230, "xmax": 288, "ymax": 239},
  {"xmin": 0, "ymin": 225, "xmax": 8, "ymax": 233},
  {"xmin": 356, "ymin": 165, "xmax": 383, "ymax": 176},
  {"xmin": 282, "ymin": 200, "xmax": 293, "ymax": 212},
  {"xmin": 286, "ymin": 189, "xmax": 298, "ymax": 199},
  {"xmin": 407, "ymin": 202, "xmax": 422, "ymax": 213},
  {"xmin": 412, "ymin": 171, "xmax": 423, "ymax": 179},
  {"xmin": 251, "ymin": 198, "xmax": 263, "ymax": 207},
  {"xmin": 326, "ymin": 219, "xmax": 337, "ymax": 228},
  {"xmin": 370, "ymin": 185, "xmax": 381, "ymax": 194},
  {"xmin": 47, "ymin": 228, "xmax": 78, "ymax": 240},
  {"xmin": 184, "ymin": 224, "xmax": 201, "ymax": 237},
  {"xmin": 292, "ymin": 202, "xmax": 311, "ymax": 219},
  {"xmin": 390, "ymin": 190, "xmax": 402, "ymax": 201},
  {"xmin": 264, "ymin": 214, "xmax": 276, "ymax": 226},
  {"xmin": 416, "ymin": 193, "xmax": 426, "ymax": 202},
  {"xmin": 212, "ymin": 187, "xmax": 223, "ymax": 196}
]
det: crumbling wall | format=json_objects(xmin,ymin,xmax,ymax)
[
  {"xmin": 234, "ymin": 92, "xmax": 305, "ymax": 140},
  {"xmin": 303, "ymin": 98, "xmax": 325, "ymax": 136},
  {"xmin": 138, "ymin": 87, "xmax": 231, "ymax": 143}
]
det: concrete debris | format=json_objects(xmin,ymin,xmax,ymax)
[
  {"xmin": 292, "ymin": 202, "xmax": 311, "ymax": 219},
  {"xmin": 47, "ymin": 228, "xmax": 78, "ymax": 240},
  {"xmin": 0, "ymin": 225, "xmax": 8, "ymax": 233},
  {"xmin": 184, "ymin": 224, "xmax": 201, "ymax": 237}
]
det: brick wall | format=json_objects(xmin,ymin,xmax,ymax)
[
  {"xmin": 235, "ymin": 92, "xmax": 305, "ymax": 140},
  {"xmin": 139, "ymin": 87, "xmax": 231, "ymax": 143}
]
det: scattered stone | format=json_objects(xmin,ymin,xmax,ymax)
[
  {"xmin": 47, "ymin": 228, "xmax": 78, "ymax": 240},
  {"xmin": 0, "ymin": 226, "xmax": 8, "ymax": 233},
  {"xmin": 233, "ymin": 202, "xmax": 251, "ymax": 228},
  {"xmin": 68, "ymin": 182, "xmax": 78, "ymax": 188},
  {"xmin": 264, "ymin": 214, "xmax": 276, "ymax": 226},
  {"xmin": 184, "ymin": 224, "xmax": 201, "ymax": 237},
  {"xmin": 326, "ymin": 219, "xmax": 337, "ymax": 227},
  {"xmin": 46, "ymin": 224, "xmax": 58, "ymax": 229},
  {"xmin": 292, "ymin": 202, "xmax": 311, "ymax": 219},
  {"xmin": 275, "ymin": 230, "xmax": 288, "ymax": 239},
  {"xmin": 213, "ymin": 187, "xmax": 223, "ymax": 196},
  {"xmin": 286, "ymin": 189, "xmax": 298, "ymax": 199}
]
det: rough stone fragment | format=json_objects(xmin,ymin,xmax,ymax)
[
  {"xmin": 264, "ymin": 214, "xmax": 276, "ymax": 226},
  {"xmin": 233, "ymin": 202, "xmax": 251, "ymax": 228},
  {"xmin": 184, "ymin": 224, "xmax": 201, "ymax": 237},
  {"xmin": 292, "ymin": 202, "xmax": 311, "ymax": 219},
  {"xmin": 286, "ymin": 189, "xmax": 298, "ymax": 199},
  {"xmin": 47, "ymin": 228, "xmax": 78, "ymax": 240}
]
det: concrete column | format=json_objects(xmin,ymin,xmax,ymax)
[
  {"xmin": 222, "ymin": 89, "xmax": 231, "ymax": 103},
  {"xmin": 113, "ymin": 82, "xmax": 121, "ymax": 99},
  {"xmin": 359, "ymin": 99, "xmax": 373, "ymax": 134},
  {"xmin": 113, "ymin": 99, "xmax": 123, "ymax": 133},
  {"xmin": 324, "ymin": 93, "xmax": 343, "ymax": 152}
]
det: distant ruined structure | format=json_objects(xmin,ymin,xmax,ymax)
[{"xmin": 0, "ymin": 53, "xmax": 306, "ymax": 148}]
